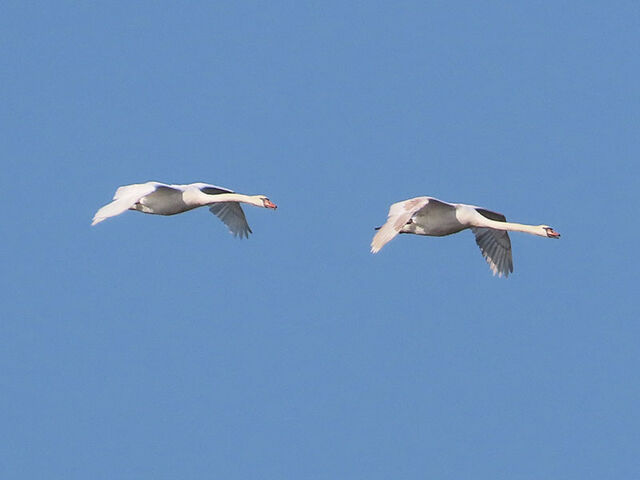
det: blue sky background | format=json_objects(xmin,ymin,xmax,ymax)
[{"xmin": 2, "ymin": 1, "xmax": 639, "ymax": 478}]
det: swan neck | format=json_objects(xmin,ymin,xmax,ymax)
[
  {"xmin": 484, "ymin": 220, "xmax": 544, "ymax": 236},
  {"xmin": 204, "ymin": 192, "xmax": 261, "ymax": 206}
]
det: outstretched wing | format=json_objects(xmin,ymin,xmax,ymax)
[
  {"xmin": 370, "ymin": 197, "xmax": 430, "ymax": 253},
  {"xmin": 209, "ymin": 202, "xmax": 252, "ymax": 238},
  {"xmin": 192, "ymin": 184, "xmax": 234, "ymax": 196},
  {"xmin": 471, "ymin": 207, "xmax": 513, "ymax": 277},
  {"xmin": 92, "ymin": 182, "xmax": 165, "ymax": 226},
  {"xmin": 192, "ymin": 183, "xmax": 252, "ymax": 238},
  {"xmin": 471, "ymin": 227, "xmax": 513, "ymax": 277},
  {"xmin": 165, "ymin": 182, "xmax": 235, "ymax": 199}
]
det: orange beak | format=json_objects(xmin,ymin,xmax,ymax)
[
  {"xmin": 264, "ymin": 199, "xmax": 277, "ymax": 209},
  {"xmin": 548, "ymin": 228, "xmax": 561, "ymax": 238}
]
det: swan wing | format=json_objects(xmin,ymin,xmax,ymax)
[
  {"xmin": 475, "ymin": 207, "xmax": 507, "ymax": 223},
  {"xmin": 471, "ymin": 227, "xmax": 513, "ymax": 277},
  {"xmin": 184, "ymin": 183, "xmax": 234, "ymax": 195},
  {"xmin": 371, "ymin": 197, "xmax": 430, "ymax": 253},
  {"xmin": 92, "ymin": 182, "xmax": 165, "ymax": 226},
  {"xmin": 209, "ymin": 202, "xmax": 252, "ymax": 238},
  {"xmin": 112, "ymin": 182, "xmax": 169, "ymax": 200}
]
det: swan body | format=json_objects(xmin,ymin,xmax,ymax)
[
  {"xmin": 371, "ymin": 196, "xmax": 560, "ymax": 277},
  {"xmin": 92, "ymin": 182, "xmax": 276, "ymax": 238}
]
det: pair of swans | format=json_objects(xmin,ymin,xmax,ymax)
[{"xmin": 92, "ymin": 181, "xmax": 560, "ymax": 277}]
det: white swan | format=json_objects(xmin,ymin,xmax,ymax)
[
  {"xmin": 371, "ymin": 196, "xmax": 560, "ymax": 277},
  {"xmin": 92, "ymin": 182, "xmax": 277, "ymax": 238}
]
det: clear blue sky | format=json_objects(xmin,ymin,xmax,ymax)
[{"xmin": 2, "ymin": 1, "xmax": 638, "ymax": 478}]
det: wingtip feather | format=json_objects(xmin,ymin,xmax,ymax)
[{"xmin": 370, "ymin": 225, "xmax": 397, "ymax": 254}]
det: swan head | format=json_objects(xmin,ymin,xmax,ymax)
[
  {"xmin": 259, "ymin": 196, "xmax": 277, "ymax": 209},
  {"xmin": 542, "ymin": 226, "xmax": 561, "ymax": 238}
]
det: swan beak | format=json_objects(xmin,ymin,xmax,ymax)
[
  {"xmin": 264, "ymin": 199, "xmax": 277, "ymax": 209},
  {"xmin": 547, "ymin": 228, "xmax": 561, "ymax": 238}
]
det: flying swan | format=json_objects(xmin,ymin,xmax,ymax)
[
  {"xmin": 371, "ymin": 196, "xmax": 560, "ymax": 277},
  {"xmin": 92, "ymin": 182, "xmax": 277, "ymax": 238}
]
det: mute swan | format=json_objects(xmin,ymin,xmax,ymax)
[
  {"xmin": 371, "ymin": 196, "xmax": 560, "ymax": 277},
  {"xmin": 92, "ymin": 182, "xmax": 277, "ymax": 238}
]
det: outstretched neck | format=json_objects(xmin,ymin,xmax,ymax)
[
  {"xmin": 206, "ymin": 193, "xmax": 259, "ymax": 205},
  {"xmin": 481, "ymin": 219, "xmax": 547, "ymax": 237},
  {"xmin": 184, "ymin": 190, "xmax": 263, "ymax": 207}
]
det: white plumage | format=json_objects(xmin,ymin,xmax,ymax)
[
  {"xmin": 92, "ymin": 181, "xmax": 277, "ymax": 238},
  {"xmin": 371, "ymin": 196, "xmax": 560, "ymax": 277}
]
